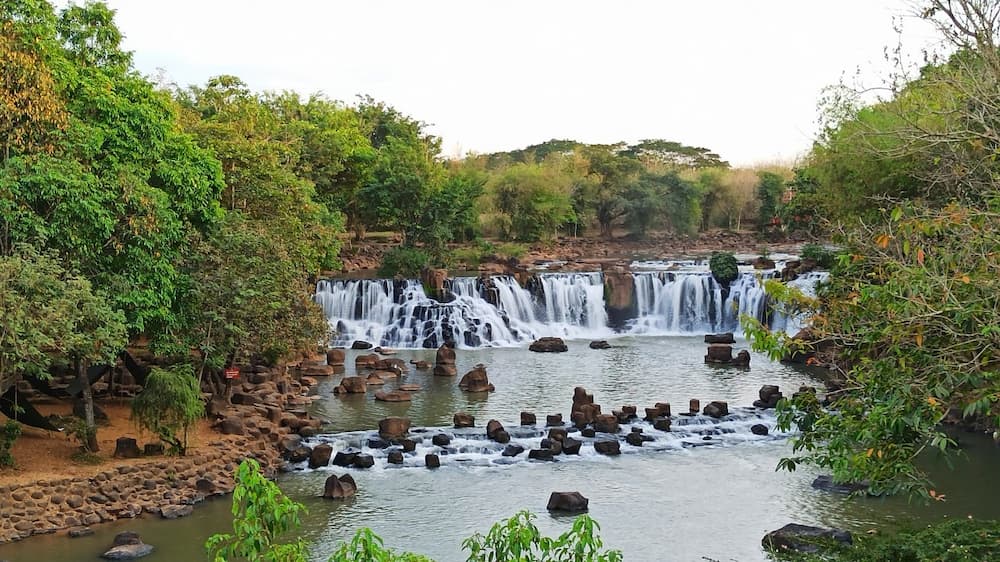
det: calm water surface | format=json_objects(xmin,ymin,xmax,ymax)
[{"xmin": 4, "ymin": 337, "xmax": 1000, "ymax": 561}]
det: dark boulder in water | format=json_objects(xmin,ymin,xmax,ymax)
[
  {"xmin": 703, "ymin": 401, "xmax": 729, "ymax": 418},
  {"xmin": 425, "ymin": 453, "xmax": 441, "ymax": 468},
  {"xmin": 502, "ymin": 444, "xmax": 525, "ymax": 457},
  {"xmin": 811, "ymin": 475, "xmax": 869, "ymax": 495},
  {"xmin": 529, "ymin": 337, "xmax": 568, "ymax": 352},
  {"xmin": 561, "ymin": 437, "xmax": 582, "ymax": 455},
  {"xmin": 594, "ymin": 440, "xmax": 620, "ymax": 456},
  {"xmin": 453, "ymin": 412, "xmax": 475, "ymax": 428},
  {"xmin": 704, "ymin": 332, "xmax": 735, "ymax": 344},
  {"xmin": 751, "ymin": 424, "xmax": 769, "ymax": 436},
  {"xmin": 520, "ymin": 412, "xmax": 536, "ymax": 426},
  {"xmin": 351, "ymin": 340, "xmax": 373, "ymax": 350},
  {"xmin": 322, "ymin": 474, "xmax": 357, "ymax": 499},
  {"xmin": 547, "ymin": 491, "xmax": 589, "ymax": 513},
  {"xmin": 762, "ymin": 523, "xmax": 852, "ymax": 554},
  {"xmin": 589, "ymin": 340, "xmax": 611, "ymax": 349},
  {"xmin": 432, "ymin": 433, "xmax": 451, "ymax": 446},
  {"xmin": 528, "ymin": 448, "xmax": 555, "ymax": 461}
]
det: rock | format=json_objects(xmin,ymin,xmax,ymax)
[
  {"xmin": 333, "ymin": 449, "xmax": 360, "ymax": 466},
  {"xmin": 366, "ymin": 373, "xmax": 386, "ymax": 386},
  {"xmin": 751, "ymin": 424, "xmax": 769, "ymax": 436},
  {"xmin": 398, "ymin": 384, "xmax": 421, "ymax": 392},
  {"xmin": 546, "ymin": 414, "xmax": 563, "ymax": 426},
  {"xmin": 322, "ymin": 474, "xmax": 357, "ymax": 499},
  {"xmin": 326, "ymin": 349, "xmax": 346, "ymax": 366},
  {"xmin": 762, "ymin": 523, "xmax": 852, "ymax": 554},
  {"xmin": 101, "ymin": 543, "xmax": 154, "ymax": 560},
  {"xmin": 594, "ymin": 440, "xmax": 621, "ymax": 455},
  {"xmin": 703, "ymin": 401, "xmax": 729, "ymax": 418},
  {"xmin": 425, "ymin": 454, "xmax": 440, "ymax": 468},
  {"xmin": 529, "ymin": 337, "xmax": 568, "ymax": 352},
  {"xmin": 653, "ymin": 417, "xmax": 672, "ymax": 432},
  {"xmin": 421, "ymin": 267, "xmax": 449, "ymax": 300},
  {"xmin": 142, "ymin": 443, "xmax": 164, "ymax": 456},
  {"xmin": 309, "ymin": 444, "xmax": 334, "ymax": 468},
  {"xmin": 811, "ymin": 475, "xmax": 869, "ymax": 495},
  {"xmin": 625, "ymin": 432, "xmax": 645, "ymax": 447},
  {"xmin": 581, "ymin": 428, "xmax": 596, "ymax": 438},
  {"xmin": 520, "ymin": 412, "xmax": 536, "ymax": 425},
  {"xmin": 231, "ymin": 391, "xmax": 260, "ymax": 405},
  {"xmin": 561, "ymin": 437, "xmax": 582, "ymax": 455},
  {"xmin": 603, "ymin": 264, "xmax": 635, "ymax": 330},
  {"xmin": 704, "ymin": 332, "xmax": 735, "ymax": 344},
  {"xmin": 547, "ymin": 491, "xmax": 589, "ymax": 513},
  {"xmin": 355, "ymin": 354, "xmax": 379, "ymax": 369},
  {"xmin": 548, "ymin": 427, "xmax": 568, "ymax": 442},
  {"xmin": 753, "ymin": 257, "xmax": 776, "ymax": 270},
  {"xmin": 374, "ymin": 390, "xmax": 412, "ymax": 402},
  {"xmin": 113, "ymin": 437, "xmax": 141, "ymax": 459},
  {"xmin": 376, "ymin": 358, "xmax": 408, "ymax": 374},
  {"xmin": 486, "ymin": 420, "xmax": 505, "ymax": 440},
  {"xmin": 528, "ymin": 449, "xmax": 555, "ymax": 461},
  {"xmin": 493, "ymin": 430, "xmax": 511, "ymax": 444},
  {"xmin": 589, "ymin": 340, "xmax": 611, "ymax": 349},
  {"xmin": 435, "ymin": 345, "xmax": 456, "ymax": 365},
  {"xmin": 502, "ymin": 444, "xmax": 525, "ymax": 457},
  {"xmin": 368, "ymin": 437, "xmax": 391, "ymax": 449},
  {"xmin": 352, "ymin": 454, "xmax": 375, "ymax": 469},
  {"xmin": 398, "ymin": 438, "xmax": 417, "ymax": 452},
  {"xmin": 688, "ymin": 399, "xmax": 700, "ymax": 415},
  {"xmin": 285, "ymin": 446, "xmax": 312, "ymax": 463},
  {"xmin": 732, "ymin": 349, "xmax": 751, "ymax": 367},
  {"xmin": 432, "ymin": 433, "xmax": 451, "ymax": 446},
  {"xmin": 411, "ymin": 360, "xmax": 431, "ymax": 370},
  {"xmin": 351, "ymin": 340, "xmax": 373, "ymax": 350},
  {"xmin": 593, "ymin": 415, "xmax": 619, "ymax": 434},
  {"xmin": 69, "ymin": 526, "xmax": 95, "ymax": 538},
  {"xmin": 458, "ymin": 365, "xmax": 496, "ymax": 393},
  {"xmin": 219, "ymin": 417, "xmax": 244, "ymax": 435},
  {"xmin": 433, "ymin": 364, "xmax": 457, "ymax": 376},
  {"xmin": 705, "ymin": 344, "xmax": 733, "ymax": 364},
  {"xmin": 387, "ymin": 451, "xmax": 404, "ymax": 464},
  {"xmin": 453, "ymin": 412, "xmax": 475, "ymax": 428},
  {"xmin": 335, "ymin": 376, "xmax": 367, "ymax": 394},
  {"xmin": 159, "ymin": 505, "xmax": 193, "ymax": 519},
  {"xmin": 755, "ymin": 385, "xmax": 783, "ymax": 409},
  {"xmin": 279, "ymin": 434, "xmax": 303, "ymax": 453},
  {"xmin": 378, "ymin": 417, "xmax": 411, "ymax": 440}
]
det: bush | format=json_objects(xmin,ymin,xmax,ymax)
[
  {"xmin": 378, "ymin": 247, "xmax": 431, "ymax": 277},
  {"xmin": 709, "ymin": 251, "xmax": 739, "ymax": 286},
  {"xmin": 799, "ymin": 243, "xmax": 835, "ymax": 269},
  {"xmin": 1, "ymin": 420, "xmax": 21, "ymax": 467},
  {"xmin": 131, "ymin": 365, "xmax": 203, "ymax": 455}
]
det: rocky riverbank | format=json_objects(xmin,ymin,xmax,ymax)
[{"xmin": 0, "ymin": 357, "xmax": 332, "ymax": 545}]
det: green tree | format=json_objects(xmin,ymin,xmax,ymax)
[
  {"xmin": 131, "ymin": 365, "xmax": 203, "ymax": 455},
  {"xmin": 576, "ymin": 145, "xmax": 643, "ymax": 238},
  {"xmin": 490, "ymin": 162, "xmax": 576, "ymax": 241},
  {"xmin": 462, "ymin": 510, "xmax": 623, "ymax": 562},
  {"xmin": 755, "ymin": 171, "xmax": 785, "ymax": 232}
]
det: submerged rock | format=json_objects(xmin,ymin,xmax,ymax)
[
  {"xmin": 703, "ymin": 401, "xmax": 729, "ymax": 418},
  {"xmin": 458, "ymin": 365, "xmax": 495, "ymax": 392},
  {"xmin": 547, "ymin": 491, "xmax": 589, "ymax": 513},
  {"xmin": 529, "ymin": 337, "xmax": 568, "ymax": 352},
  {"xmin": 811, "ymin": 475, "xmax": 869, "ymax": 495},
  {"xmin": 101, "ymin": 532, "xmax": 153, "ymax": 560},
  {"xmin": 378, "ymin": 417, "xmax": 411, "ymax": 440},
  {"xmin": 589, "ymin": 340, "xmax": 611, "ymax": 349},
  {"xmin": 322, "ymin": 474, "xmax": 357, "ymax": 499},
  {"xmin": 453, "ymin": 412, "xmax": 475, "ymax": 428},
  {"xmin": 704, "ymin": 332, "xmax": 735, "ymax": 344},
  {"xmin": 351, "ymin": 340, "xmax": 373, "ymax": 350},
  {"xmin": 762, "ymin": 523, "xmax": 852, "ymax": 554}
]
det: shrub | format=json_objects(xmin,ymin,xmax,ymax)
[
  {"xmin": 709, "ymin": 251, "xmax": 739, "ymax": 286},
  {"xmin": 378, "ymin": 247, "xmax": 430, "ymax": 277},
  {"xmin": 0, "ymin": 420, "xmax": 21, "ymax": 467},
  {"xmin": 799, "ymin": 243, "xmax": 835, "ymax": 269},
  {"xmin": 131, "ymin": 365, "xmax": 204, "ymax": 455},
  {"xmin": 462, "ymin": 510, "xmax": 622, "ymax": 562}
]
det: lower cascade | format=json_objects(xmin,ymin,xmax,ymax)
[{"xmin": 314, "ymin": 266, "xmax": 828, "ymax": 349}]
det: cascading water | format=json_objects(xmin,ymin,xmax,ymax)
[{"xmin": 314, "ymin": 267, "xmax": 826, "ymax": 349}]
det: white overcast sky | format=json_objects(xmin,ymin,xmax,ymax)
[{"xmin": 95, "ymin": 0, "xmax": 940, "ymax": 165}]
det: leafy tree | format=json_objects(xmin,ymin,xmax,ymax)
[
  {"xmin": 462, "ymin": 510, "xmax": 623, "ymax": 562},
  {"xmin": 755, "ymin": 171, "xmax": 785, "ymax": 232},
  {"xmin": 0, "ymin": 419, "xmax": 19, "ymax": 467},
  {"xmin": 621, "ymin": 139, "xmax": 729, "ymax": 169},
  {"xmin": 490, "ymin": 162, "xmax": 576, "ymax": 241},
  {"xmin": 131, "ymin": 365, "xmax": 203, "ymax": 455},
  {"xmin": 576, "ymin": 145, "xmax": 643, "ymax": 238},
  {"xmin": 206, "ymin": 458, "xmax": 308, "ymax": 562},
  {"xmin": 709, "ymin": 251, "xmax": 739, "ymax": 286}
]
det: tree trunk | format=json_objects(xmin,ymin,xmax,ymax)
[{"xmin": 75, "ymin": 358, "xmax": 98, "ymax": 452}]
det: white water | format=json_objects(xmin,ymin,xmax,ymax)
[{"xmin": 314, "ymin": 268, "xmax": 827, "ymax": 349}]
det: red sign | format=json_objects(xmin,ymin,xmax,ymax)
[{"xmin": 224, "ymin": 367, "xmax": 240, "ymax": 380}]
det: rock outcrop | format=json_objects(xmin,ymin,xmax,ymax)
[{"xmin": 529, "ymin": 337, "xmax": 568, "ymax": 353}]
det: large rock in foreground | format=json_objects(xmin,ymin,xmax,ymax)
[
  {"xmin": 762, "ymin": 523, "xmax": 852, "ymax": 554},
  {"xmin": 322, "ymin": 474, "xmax": 357, "ymax": 499},
  {"xmin": 529, "ymin": 337, "xmax": 568, "ymax": 353},
  {"xmin": 458, "ymin": 365, "xmax": 495, "ymax": 392},
  {"xmin": 378, "ymin": 417, "xmax": 411, "ymax": 440},
  {"xmin": 547, "ymin": 491, "xmax": 589, "ymax": 513}
]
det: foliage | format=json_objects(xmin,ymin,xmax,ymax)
[
  {"xmin": 779, "ymin": 169, "xmax": 827, "ymax": 237},
  {"xmin": 462, "ymin": 510, "xmax": 623, "ymax": 562},
  {"xmin": 576, "ymin": 145, "xmax": 643, "ymax": 238},
  {"xmin": 0, "ymin": 419, "xmax": 20, "ymax": 467},
  {"xmin": 490, "ymin": 162, "xmax": 576, "ymax": 241},
  {"xmin": 131, "ymin": 365, "xmax": 203, "ymax": 455},
  {"xmin": 767, "ymin": 518, "xmax": 1000, "ymax": 562},
  {"xmin": 206, "ymin": 458, "xmax": 308, "ymax": 562},
  {"xmin": 378, "ymin": 247, "xmax": 431, "ymax": 278},
  {"xmin": 709, "ymin": 251, "xmax": 739, "ymax": 286},
  {"xmin": 800, "ymin": 244, "xmax": 836, "ymax": 269},
  {"xmin": 756, "ymin": 171, "xmax": 786, "ymax": 232},
  {"xmin": 329, "ymin": 528, "xmax": 431, "ymax": 562}
]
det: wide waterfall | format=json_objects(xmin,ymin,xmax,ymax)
[{"xmin": 314, "ymin": 267, "xmax": 827, "ymax": 349}]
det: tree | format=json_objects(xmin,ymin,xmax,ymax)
[
  {"xmin": 577, "ymin": 145, "xmax": 642, "ymax": 238},
  {"xmin": 131, "ymin": 365, "xmax": 202, "ymax": 455},
  {"xmin": 755, "ymin": 171, "xmax": 785, "ymax": 232},
  {"xmin": 490, "ymin": 163, "xmax": 576, "ymax": 241},
  {"xmin": 621, "ymin": 139, "xmax": 729, "ymax": 169},
  {"xmin": 462, "ymin": 510, "xmax": 623, "ymax": 562}
]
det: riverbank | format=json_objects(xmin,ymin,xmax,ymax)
[{"xmin": 0, "ymin": 359, "xmax": 330, "ymax": 545}]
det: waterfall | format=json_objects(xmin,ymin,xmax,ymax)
[{"xmin": 314, "ymin": 267, "xmax": 827, "ymax": 349}]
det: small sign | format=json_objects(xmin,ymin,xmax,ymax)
[{"xmin": 224, "ymin": 367, "xmax": 240, "ymax": 380}]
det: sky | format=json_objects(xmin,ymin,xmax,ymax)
[{"xmin": 96, "ymin": 0, "xmax": 940, "ymax": 166}]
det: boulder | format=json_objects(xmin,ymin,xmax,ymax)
[
  {"xmin": 589, "ymin": 340, "xmax": 611, "ymax": 349},
  {"xmin": 704, "ymin": 332, "xmax": 736, "ymax": 344},
  {"xmin": 529, "ymin": 337, "xmax": 568, "ymax": 352},
  {"xmin": 594, "ymin": 440, "xmax": 621, "ymax": 456},
  {"xmin": 705, "ymin": 344, "xmax": 733, "ymax": 364},
  {"xmin": 811, "ymin": 475, "xmax": 869, "ymax": 495},
  {"xmin": 561, "ymin": 437, "xmax": 582, "ymax": 455},
  {"xmin": 397, "ymin": 438, "xmax": 417, "ymax": 452},
  {"xmin": 322, "ymin": 474, "xmax": 357, "ymax": 499},
  {"xmin": 411, "ymin": 360, "xmax": 431, "ymax": 370},
  {"xmin": 335, "ymin": 376, "xmax": 367, "ymax": 394},
  {"xmin": 493, "ymin": 430, "xmax": 511, "ymax": 444},
  {"xmin": 581, "ymin": 428, "xmax": 596, "ymax": 438},
  {"xmin": 732, "ymin": 350, "xmax": 751, "ymax": 367},
  {"xmin": 432, "ymin": 433, "xmax": 451, "ymax": 446},
  {"xmin": 387, "ymin": 450, "xmax": 404, "ymax": 464},
  {"xmin": 367, "ymin": 437, "xmax": 390, "ymax": 449},
  {"xmin": 159, "ymin": 505, "xmax": 193, "ymax": 519},
  {"xmin": 425, "ymin": 453, "xmax": 441, "ymax": 468},
  {"xmin": 486, "ymin": 420, "xmax": 505, "ymax": 440},
  {"xmin": 753, "ymin": 257, "xmax": 776, "ymax": 270},
  {"xmin": 421, "ymin": 267, "xmax": 449, "ymax": 300},
  {"xmin": 433, "ymin": 364, "xmax": 458, "ymax": 377},
  {"xmin": 101, "ymin": 532, "xmax": 153, "ymax": 560},
  {"xmin": 285, "ymin": 446, "xmax": 312, "ymax": 463},
  {"xmin": 351, "ymin": 340, "xmax": 374, "ymax": 350},
  {"xmin": 548, "ymin": 427, "xmax": 568, "ymax": 442},
  {"xmin": 352, "ymin": 454, "xmax": 375, "ymax": 469},
  {"xmin": 355, "ymin": 354, "xmax": 379, "ymax": 369},
  {"xmin": 762, "ymin": 524, "xmax": 852, "ymax": 554},
  {"xmin": 547, "ymin": 491, "xmax": 589, "ymax": 513},
  {"xmin": 398, "ymin": 384, "xmax": 421, "ymax": 392},
  {"xmin": 528, "ymin": 449, "xmax": 555, "ymax": 461},
  {"xmin": 688, "ymin": 399, "xmax": 701, "ymax": 415},
  {"xmin": 603, "ymin": 264, "xmax": 636, "ymax": 330},
  {"xmin": 326, "ymin": 349, "xmax": 346, "ymax": 366},
  {"xmin": 453, "ymin": 412, "xmax": 475, "ymax": 428},
  {"xmin": 520, "ymin": 412, "xmax": 536, "ymax": 426},
  {"xmin": 703, "ymin": 401, "xmax": 729, "ymax": 419},
  {"xmin": 593, "ymin": 415, "xmax": 619, "ymax": 434},
  {"xmin": 376, "ymin": 358, "xmax": 409, "ymax": 374},
  {"xmin": 219, "ymin": 417, "xmax": 244, "ymax": 435},
  {"xmin": 374, "ymin": 390, "xmax": 412, "ymax": 402},
  {"xmin": 366, "ymin": 373, "xmax": 386, "ymax": 386},
  {"xmin": 653, "ymin": 417, "xmax": 672, "ymax": 432},
  {"xmin": 755, "ymin": 385, "xmax": 783, "ymax": 409},
  {"xmin": 625, "ymin": 432, "xmax": 644, "ymax": 447},
  {"xmin": 751, "ymin": 424, "xmax": 769, "ymax": 436},
  {"xmin": 458, "ymin": 366, "xmax": 495, "ymax": 392},
  {"xmin": 113, "ymin": 437, "xmax": 141, "ymax": 459},
  {"xmin": 309, "ymin": 444, "xmax": 333, "ymax": 469},
  {"xmin": 143, "ymin": 443, "xmax": 164, "ymax": 456},
  {"xmin": 378, "ymin": 417, "xmax": 411, "ymax": 440},
  {"xmin": 546, "ymin": 414, "xmax": 563, "ymax": 426},
  {"xmin": 435, "ymin": 345, "xmax": 456, "ymax": 365},
  {"xmin": 502, "ymin": 444, "xmax": 525, "ymax": 457}
]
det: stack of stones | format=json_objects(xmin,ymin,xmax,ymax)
[{"xmin": 704, "ymin": 333, "xmax": 750, "ymax": 367}]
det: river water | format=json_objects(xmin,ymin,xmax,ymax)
[{"xmin": 4, "ymin": 337, "xmax": 1000, "ymax": 562}]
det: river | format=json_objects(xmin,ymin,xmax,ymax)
[{"xmin": 4, "ymin": 337, "xmax": 1000, "ymax": 562}]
